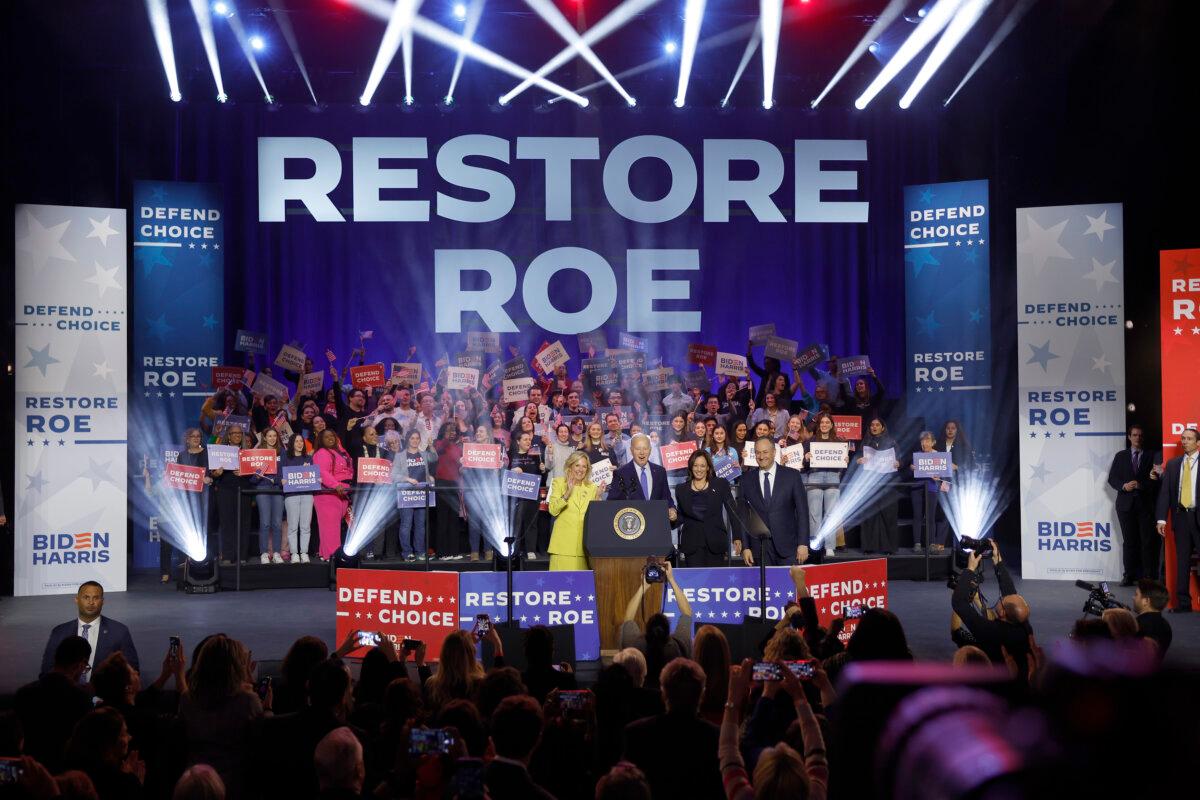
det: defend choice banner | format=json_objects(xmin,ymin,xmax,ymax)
[
  {"xmin": 14, "ymin": 204, "xmax": 128, "ymax": 595},
  {"xmin": 903, "ymin": 180, "xmax": 992, "ymax": 417},
  {"xmin": 336, "ymin": 569, "xmax": 460, "ymax": 659},
  {"xmin": 132, "ymin": 181, "xmax": 225, "ymax": 568},
  {"xmin": 1017, "ymin": 203, "xmax": 1125, "ymax": 581}
]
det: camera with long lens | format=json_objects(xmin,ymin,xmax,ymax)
[
  {"xmin": 644, "ymin": 556, "xmax": 665, "ymax": 584},
  {"xmin": 1076, "ymin": 580, "xmax": 1128, "ymax": 616}
]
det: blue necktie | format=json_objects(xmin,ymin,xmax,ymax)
[
  {"xmin": 640, "ymin": 466, "xmax": 650, "ymax": 499},
  {"xmin": 763, "ymin": 472, "xmax": 772, "ymax": 505}
]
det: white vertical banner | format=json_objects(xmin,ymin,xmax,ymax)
[
  {"xmin": 14, "ymin": 204, "xmax": 128, "ymax": 595},
  {"xmin": 1016, "ymin": 202, "xmax": 1124, "ymax": 580}
]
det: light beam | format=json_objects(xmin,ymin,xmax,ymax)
[
  {"xmin": 721, "ymin": 24, "xmax": 761, "ymax": 107},
  {"xmin": 523, "ymin": 0, "xmax": 637, "ymax": 106},
  {"xmin": 854, "ymin": 0, "xmax": 965, "ymax": 110},
  {"xmin": 944, "ymin": 0, "xmax": 1037, "ymax": 106},
  {"xmin": 144, "ymin": 0, "xmax": 182, "ymax": 101},
  {"xmin": 225, "ymin": 5, "xmax": 275, "ymax": 102},
  {"xmin": 267, "ymin": 0, "xmax": 319, "ymax": 105},
  {"xmin": 810, "ymin": 0, "xmax": 906, "ymax": 109},
  {"xmin": 675, "ymin": 0, "xmax": 707, "ymax": 107},
  {"xmin": 899, "ymin": 0, "xmax": 992, "ymax": 109},
  {"xmin": 447, "ymin": 0, "xmax": 487, "ymax": 104},
  {"xmin": 189, "ymin": 0, "xmax": 228, "ymax": 101},
  {"xmin": 759, "ymin": 0, "xmax": 783, "ymax": 109},
  {"xmin": 360, "ymin": 0, "xmax": 423, "ymax": 107}
]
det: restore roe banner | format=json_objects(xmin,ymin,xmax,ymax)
[
  {"xmin": 14, "ymin": 204, "xmax": 128, "ymax": 595},
  {"xmin": 1017, "ymin": 203, "xmax": 1125, "ymax": 581},
  {"xmin": 131, "ymin": 181, "xmax": 225, "ymax": 567}
]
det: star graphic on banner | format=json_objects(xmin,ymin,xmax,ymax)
[
  {"xmin": 150, "ymin": 185, "xmax": 166, "ymax": 202},
  {"xmin": 918, "ymin": 187, "xmax": 934, "ymax": 204},
  {"xmin": 1083, "ymin": 210, "xmax": 1116, "ymax": 242},
  {"xmin": 201, "ymin": 242, "xmax": 208, "ymax": 250},
  {"xmin": 533, "ymin": 615, "xmax": 541, "ymax": 622},
  {"xmin": 26, "ymin": 439, "xmax": 34, "ymax": 446},
  {"xmin": 1059, "ymin": 431, "xmax": 1067, "ymax": 438},
  {"xmin": 1044, "ymin": 431, "xmax": 1052, "ymax": 439},
  {"xmin": 1172, "ymin": 254, "xmax": 1195, "ymax": 278},
  {"xmin": 86, "ymin": 458, "xmax": 116, "ymax": 491},
  {"xmin": 969, "ymin": 308, "xmax": 983, "ymax": 323},
  {"xmin": 136, "ymin": 246, "xmax": 172, "ymax": 276},
  {"xmin": 146, "ymin": 313, "xmax": 174, "ymax": 341},
  {"xmin": 905, "ymin": 247, "xmax": 940, "ymax": 276},
  {"xmin": 355, "ymin": 612, "xmax": 361, "ymax": 619},
  {"xmin": 42, "ymin": 439, "xmax": 50, "ymax": 446},
  {"xmin": 915, "ymin": 310, "xmax": 944, "ymax": 336},
  {"xmin": 1193, "ymin": 327, "xmax": 1200, "ymax": 335},
  {"xmin": 1018, "ymin": 214, "xmax": 1072, "ymax": 274},
  {"xmin": 1027, "ymin": 340, "xmax": 1059, "ymax": 371},
  {"xmin": 16, "ymin": 211, "xmax": 76, "ymax": 270},
  {"xmin": 963, "ymin": 248, "xmax": 979, "ymax": 264},
  {"xmin": 1091, "ymin": 354, "xmax": 1112, "ymax": 373},
  {"xmin": 84, "ymin": 262, "xmax": 123, "ymax": 297},
  {"xmin": 734, "ymin": 611, "xmax": 742, "ymax": 618},
  {"xmin": 86, "ymin": 215, "xmax": 119, "ymax": 246},
  {"xmin": 587, "ymin": 594, "xmax": 595, "ymax": 601},
  {"xmin": 93, "ymin": 361, "xmax": 114, "ymax": 379},
  {"xmin": 214, "ymin": 243, "xmax": 221, "ymax": 250},
  {"xmin": 198, "ymin": 252, "xmax": 213, "ymax": 268},
  {"xmin": 721, "ymin": 611, "xmax": 729, "ymax": 618},
  {"xmin": 188, "ymin": 242, "xmax": 196, "ymax": 250},
  {"xmin": 1029, "ymin": 431, "xmax": 1037, "ymax": 438},
  {"xmin": 201, "ymin": 314, "xmax": 218, "ymax": 330},
  {"xmin": 574, "ymin": 594, "xmax": 582, "ymax": 602},
  {"xmin": 1082, "ymin": 257, "xmax": 1119, "ymax": 291},
  {"xmin": 1174, "ymin": 327, "xmax": 1183, "ymax": 336},
  {"xmin": 25, "ymin": 471, "xmax": 49, "ymax": 493},
  {"xmin": 519, "ymin": 615, "xmax": 528, "ymax": 622},
  {"xmin": 24, "ymin": 343, "xmax": 60, "ymax": 377}
]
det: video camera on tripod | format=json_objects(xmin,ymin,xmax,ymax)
[{"xmin": 1076, "ymin": 580, "xmax": 1129, "ymax": 616}]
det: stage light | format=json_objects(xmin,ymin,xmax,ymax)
[
  {"xmin": 627, "ymin": 97, "xmax": 637, "ymax": 107},
  {"xmin": 721, "ymin": 24, "xmax": 761, "ymax": 109},
  {"xmin": 447, "ymin": 0, "xmax": 486, "ymax": 109},
  {"xmin": 760, "ymin": 0, "xmax": 783, "ymax": 112},
  {"xmin": 673, "ymin": 0, "xmax": 707, "ymax": 108},
  {"xmin": 360, "ymin": 0, "xmax": 420, "ymax": 109},
  {"xmin": 444, "ymin": 94, "xmax": 455, "ymax": 105},
  {"xmin": 217, "ymin": 91, "xmax": 228, "ymax": 102},
  {"xmin": 225, "ymin": 6, "xmax": 274, "ymax": 102},
  {"xmin": 359, "ymin": 95, "xmax": 370, "ymax": 106},
  {"xmin": 144, "ymin": 0, "xmax": 183, "ymax": 103},
  {"xmin": 453, "ymin": 2, "xmax": 467, "ymax": 20},
  {"xmin": 404, "ymin": 94, "xmax": 414, "ymax": 105},
  {"xmin": 1127, "ymin": 403, "xmax": 1136, "ymax": 413},
  {"xmin": 249, "ymin": 34, "xmax": 265, "ymax": 50},
  {"xmin": 1124, "ymin": 320, "xmax": 1133, "ymax": 329},
  {"xmin": 184, "ymin": 555, "xmax": 219, "ymax": 594},
  {"xmin": 940, "ymin": 468, "xmax": 1009, "ymax": 545},
  {"xmin": 898, "ymin": 0, "xmax": 992, "ymax": 109},
  {"xmin": 810, "ymin": 0, "xmax": 905, "ymax": 109},
  {"xmin": 944, "ymin": 0, "xmax": 1036, "ymax": 107},
  {"xmin": 267, "ymin": 0, "xmax": 319, "ymax": 104},
  {"xmin": 918, "ymin": 5, "xmax": 928, "ymax": 16},
  {"xmin": 762, "ymin": 98, "xmax": 774, "ymax": 109},
  {"xmin": 664, "ymin": 40, "xmax": 677, "ymax": 54},
  {"xmin": 854, "ymin": 0, "xmax": 965, "ymax": 110},
  {"xmin": 521, "ymin": 0, "xmax": 638, "ymax": 106},
  {"xmin": 213, "ymin": 1, "xmax": 230, "ymax": 16},
  {"xmin": 329, "ymin": 548, "xmax": 361, "ymax": 583},
  {"xmin": 190, "ymin": 0, "xmax": 228, "ymax": 103},
  {"xmin": 868, "ymin": 42, "xmax": 879, "ymax": 53}
]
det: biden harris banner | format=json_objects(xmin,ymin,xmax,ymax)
[
  {"xmin": 1017, "ymin": 203, "xmax": 1125, "ymax": 580},
  {"xmin": 904, "ymin": 180, "xmax": 992, "ymax": 422},
  {"xmin": 14, "ymin": 204, "xmax": 128, "ymax": 595},
  {"xmin": 131, "ymin": 181, "xmax": 225, "ymax": 567}
]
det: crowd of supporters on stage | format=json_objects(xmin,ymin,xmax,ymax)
[
  {"xmin": 2, "ymin": 564, "xmax": 1184, "ymax": 800},
  {"xmin": 152, "ymin": 336, "xmax": 976, "ymax": 578}
]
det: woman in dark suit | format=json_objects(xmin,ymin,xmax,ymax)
[{"xmin": 674, "ymin": 449, "xmax": 734, "ymax": 567}]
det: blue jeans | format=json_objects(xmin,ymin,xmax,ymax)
[
  {"xmin": 258, "ymin": 494, "xmax": 284, "ymax": 553},
  {"xmin": 398, "ymin": 507, "xmax": 427, "ymax": 558}
]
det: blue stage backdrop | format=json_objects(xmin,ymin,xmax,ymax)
[
  {"xmin": 131, "ymin": 181, "xmax": 225, "ymax": 568},
  {"xmin": 163, "ymin": 107, "xmax": 937, "ymax": 385}
]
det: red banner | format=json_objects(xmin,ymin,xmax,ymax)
[
  {"xmin": 1159, "ymin": 249, "xmax": 1200, "ymax": 608},
  {"xmin": 349, "ymin": 363, "xmax": 387, "ymax": 389},
  {"xmin": 660, "ymin": 440, "xmax": 698, "ymax": 471},
  {"xmin": 801, "ymin": 558, "xmax": 889, "ymax": 640},
  {"xmin": 687, "ymin": 343, "xmax": 717, "ymax": 367},
  {"xmin": 461, "ymin": 442, "xmax": 502, "ymax": 469},
  {"xmin": 356, "ymin": 457, "xmax": 393, "ymax": 484},
  {"xmin": 832, "ymin": 415, "xmax": 862, "ymax": 441},
  {"xmin": 210, "ymin": 365, "xmax": 245, "ymax": 389},
  {"xmin": 335, "ymin": 569, "xmax": 460, "ymax": 659},
  {"xmin": 238, "ymin": 448, "xmax": 278, "ymax": 476},
  {"xmin": 164, "ymin": 462, "xmax": 206, "ymax": 492}
]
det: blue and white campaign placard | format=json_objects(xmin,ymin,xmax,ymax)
[
  {"xmin": 206, "ymin": 444, "xmax": 240, "ymax": 471},
  {"xmin": 458, "ymin": 571, "xmax": 600, "ymax": 661},
  {"xmin": 1017, "ymin": 202, "xmax": 1125, "ymax": 580},
  {"xmin": 912, "ymin": 452, "xmax": 952, "ymax": 478},
  {"xmin": 14, "ymin": 204, "xmax": 128, "ymax": 595},
  {"xmin": 502, "ymin": 469, "xmax": 541, "ymax": 500},
  {"xmin": 282, "ymin": 464, "xmax": 321, "ymax": 492},
  {"xmin": 397, "ymin": 484, "xmax": 437, "ymax": 508},
  {"xmin": 904, "ymin": 180, "xmax": 992, "ymax": 421}
]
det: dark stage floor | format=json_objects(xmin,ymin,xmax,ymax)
[{"xmin": 2, "ymin": 570, "xmax": 1196, "ymax": 695}]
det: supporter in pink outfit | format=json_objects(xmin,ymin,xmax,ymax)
[{"xmin": 312, "ymin": 429, "xmax": 354, "ymax": 559}]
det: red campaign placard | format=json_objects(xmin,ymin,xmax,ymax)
[
  {"xmin": 801, "ymin": 558, "xmax": 889, "ymax": 640},
  {"xmin": 687, "ymin": 343, "xmax": 717, "ymax": 367},
  {"xmin": 356, "ymin": 457, "xmax": 393, "ymax": 484},
  {"xmin": 660, "ymin": 440, "xmax": 698, "ymax": 471},
  {"xmin": 211, "ymin": 365, "xmax": 245, "ymax": 389},
  {"xmin": 336, "ymin": 569, "xmax": 460, "ymax": 660},
  {"xmin": 832, "ymin": 415, "xmax": 862, "ymax": 441},
  {"xmin": 238, "ymin": 448, "xmax": 278, "ymax": 476},
  {"xmin": 164, "ymin": 462, "xmax": 206, "ymax": 492},
  {"xmin": 461, "ymin": 442, "xmax": 502, "ymax": 469},
  {"xmin": 350, "ymin": 363, "xmax": 387, "ymax": 389}
]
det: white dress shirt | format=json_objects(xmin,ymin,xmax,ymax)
[
  {"xmin": 759, "ymin": 462, "xmax": 779, "ymax": 501},
  {"xmin": 77, "ymin": 617, "xmax": 100, "ymax": 669}
]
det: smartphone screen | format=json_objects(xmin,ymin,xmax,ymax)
[
  {"xmin": 169, "ymin": 635, "xmax": 181, "ymax": 659},
  {"xmin": 357, "ymin": 631, "xmax": 382, "ymax": 648},
  {"xmin": 751, "ymin": 662, "xmax": 782, "ymax": 682},
  {"xmin": 785, "ymin": 660, "xmax": 815, "ymax": 679},
  {"xmin": 410, "ymin": 727, "xmax": 454, "ymax": 755}
]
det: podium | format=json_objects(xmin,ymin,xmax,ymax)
[{"xmin": 585, "ymin": 500, "xmax": 674, "ymax": 654}]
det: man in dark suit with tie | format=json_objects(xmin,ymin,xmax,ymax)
[
  {"xmin": 1108, "ymin": 424, "xmax": 1159, "ymax": 585},
  {"xmin": 608, "ymin": 434, "xmax": 678, "ymax": 525},
  {"xmin": 739, "ymin": 437, "xmax": 818, "ymax": 566},
  {"xmin": 1156, "ymin": 428, "xmax": 1200, "ymax": 612},
  {"xmin": 39, "ymin": 580, "xmax": 140, "ymax": 678}
]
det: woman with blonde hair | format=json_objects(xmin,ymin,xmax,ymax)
[
  {"xmin": 548, "ymin": 451, "xmax": 603, "ymax": 571},
  {"xmin": 423, "ymin": 629, "xmax": 488, "ymax": 713}
]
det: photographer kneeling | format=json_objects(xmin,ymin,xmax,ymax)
[
  {"xmin": 621, "ymin": 558, "xmax": 694, "ymax": 689},
  {"xmin": 951, "ymin": 540, "xmax": 1033, "ymax": 678}
]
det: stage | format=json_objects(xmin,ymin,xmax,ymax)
[{"xmin": 2, "ymin": 569, "xmax": 1196, "ymax": 697}]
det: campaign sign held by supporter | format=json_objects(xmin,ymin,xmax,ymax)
[
  {"xmin": 687, "ymin": 343, "xmax": 717, "ymax": 366},
  {"xmin": 467, "ymin": 331, "xmax": 501, "ymax": 353},
  {"xmin": 837, "ymin": 355, "xmax": 872, "ymax": 375},
  {"xmin": 765, "ymin": 335, "xmax": 799, "ymax": 361},
  {"xmin": 793, "ymin": 342, "xmax": 828, "ymax": 371},
  {"xmin": 390, "ymin": 362, "xmax": 422, "ymax": 385},
  {"xmin": 589, "ymin": 459, "xmax": 614, "ymax": 488},
  {"xmin": 780, "ymin": 444, "xmax": 806, "ymax": 470},
  {"xmin": 213, "ymin": 415, "xmax": 251, "ymax": 438},
  {"xmin": 748, "ymin": 323, "xmax": 776, "ymax": 345},
  {"xmin": 211, "ymin": 365, "xmax": 245, "ymax": 389},
  {"xmin": 502, "ymin": 469, "xmax": 541, "ymax": 500},
  {"xmin": 336, "ymin": 569, "xmax": 459, "ymax": 659},
  {"xmin": 206, "ymin": 444, "xmax": 240, "ymax": 470},
  {"xmin": 299, "ymin": 371, "xmax": 324, "ymax": 395},
  {"xmin": 808, "ymin": 442, "xmax": 849, "ymax": 469},
  {"xmin": 397, "ymin": 485, "xmax": 437, "ymax": 508},
  {"xmin": 534, "ymin": 340, "xmax": 570, "ymax": 373},
  {"xmin": 715, "ymin": 352, "xmax": 747, "ymax": 376},
  {"xmin": 459, "ymin": 571, "xmax": 600, "ymax": 661},
  {"xmin": 357, "ymin": 457, "xmax": 393, "ymax": 484},
  {"xmin": 577, "ymin": 330, "xmax": 607, "ymax": 353},
  {"xmin": 164, "ymin": 462, "xmax": 206, "ymax": 492},
  {"xmin": 350, "ymin": 363, "xmax": 387, "ymax": 389},
  {"xmin": 619, "ymin": 332, "xmax": 647, "ymax": 351},
  {"xmin": 282, "ymin": 464, "xmax": 321, "ymax": 492},
  {"xmin": 913, "ymin": 452, "xmax": 952, "ymax": 478},
  {"xmin": 713, "ymin": 453, "xmax": 742, "ymax": 481},
  {"xmin": 252, "ymin": 372, "xmax": 290, "ymax": 402},
  {"xmin": 502, "ymin": 377, "xmax": 536, "ymax": 404},
  {"xmin": 234, "ymin": 329, "xmax": 267, "ymax": 354},
  {"xmin": 462, "ymin": 443, "xmax": 502, "ymax": 469},
  {"xmin": 239, "ymin": 448, "xmax": 278, "ymax": 476},
  {"xmin": 274, "ymin": 344, "xmax": 307, "ymax": 373},
  {"xmin": 446, "ymin": 366, "xmax": 480, "ymax": 390},
  {"xmin": 832, "ymin": 415, "xmax": 863, "ymax": 441},
  {"xmin": 661, "ymin": 441, "xmax": 698, "ymax": 471}
]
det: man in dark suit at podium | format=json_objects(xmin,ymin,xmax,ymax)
[
  {"xmin": 1157, "ymin": 427, "xmax": 1200, "ymax": 612},
  {"xmin": 740, "ymin": 437, "xmax": 818, "ymax": 566},
  {"xmin": 1107, "ymin": 424, "xmax": 1159, "ymax": 585},
  {"xmin": 608, "ymin": 434, "xmax": 678, "ymax": 525}
]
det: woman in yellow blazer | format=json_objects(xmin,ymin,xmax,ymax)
[{"xmin": 548, "ymin": 451, "xmax": 606, "ymax": 571}]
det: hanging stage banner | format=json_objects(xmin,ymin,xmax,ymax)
[
  {"xmin": 1017, "ymin": 203, "xmax": 1125, "ymax": 580},
  {"xmin": 14, "ymin": 204, "xmax": 128, "ymax": 595},
  {"xmin": 131, "ymin": 181, "xmax": 225, "ymax": 567},
  {"xmin": 904, "ymin": 180, "xmax": 992, "ymax": 423}
]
